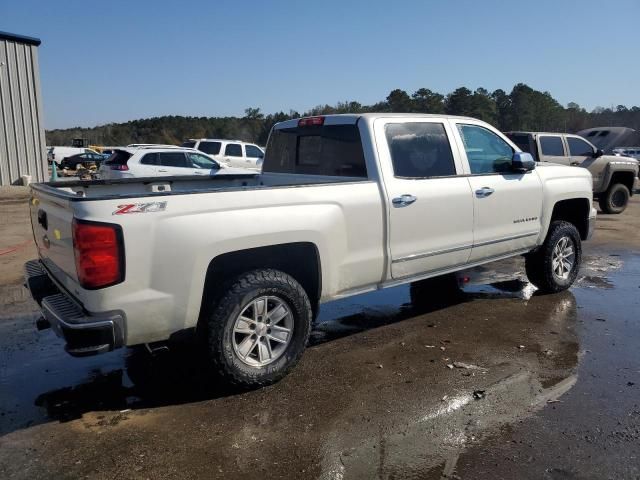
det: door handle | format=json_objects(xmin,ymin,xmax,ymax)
[
  {"xmin": 392, "ymin": 194, "xmax": 417, "ymax": 207},
  {"xmin": 570, "ymin": 161, "xmax": 580, "ymax": 166},
  {"xmin": 193, "ymin": 171, "xmax": 204, "ymax": 175},
  {"xmin": 158, "ymin": 169, "xmax": 168, "ymax": 172},
  {"xmin": 475, "ymin": 187, "xmax": 495, "ymax": 198}
]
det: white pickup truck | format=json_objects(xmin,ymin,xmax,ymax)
[{"xmin": 25, "ymin": 114, "xmax": 596, "ymax": 387}]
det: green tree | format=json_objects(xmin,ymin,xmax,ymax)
[
  {"xmin": 411, "ymin": 88, "xmax": 444, "ymax": 113},
  {"xmin": 445, "ymin": 87, "xmax": 474, "ymax": 116},
  {"xmin": 386, "ymin": 89, "xmax": 412, "ymax": 112}
]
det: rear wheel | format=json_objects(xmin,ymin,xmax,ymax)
[
  {"xmin": 599, "ymin": 183, "xmax": 629, "ymax": 214},
  {"xmin": 204, "ymin": 269, "xmax": 312, "ymax": 388},
  {"xmin": 525, "ymin": 221, "xmax": 581, "ymax": 293}
]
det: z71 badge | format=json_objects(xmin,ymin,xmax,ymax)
[{"xmin": 113, "ymin": 202, "xmax": 167, "ymax": 215}]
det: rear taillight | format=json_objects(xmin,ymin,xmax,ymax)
[
  {"xmin": 109, "ymin": 164, "xmax": 129, "ymax": 171},
  {"xmin": 298, "ymin": 116, "xmax": 324, "ymax": 127},
  {"xmin": 72, "ymin": 220, "xmax": 124, "ymax": 289}
]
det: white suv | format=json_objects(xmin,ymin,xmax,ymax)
[
  {"xmin": 98, "ymin": 146, "xmax": 254, "ymax": 179},
  {"xmin": 181, "ymin": 139, "xmax": 264, "ymax": 169}
]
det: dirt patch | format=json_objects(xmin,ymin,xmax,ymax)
[{"xmin": 0, "ymin": 196, "xmax": 37, "ymax": 286}]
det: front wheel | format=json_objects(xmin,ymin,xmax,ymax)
[
  {"xmin": 525, "ymin": 221, "xmax": 582, "ymax": 294},
  {"xmin": 599, "ymin": 183, "xmax": 630, "ymax": 214},
  {"xmin": 204, "ymin": 269, "xmax": 312, "ymax": 388}
]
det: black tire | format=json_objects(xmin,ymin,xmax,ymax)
[
  {"xmin": 598, "ymin": 183, "xmax": 629, "ymax": 214},
  {"xmin": 204, "ymin": 269, "xmax": 312, "ymax": 388},
  {"xmin": 525, "ymin": 221, "xmax": 582, "ymax": 294}
]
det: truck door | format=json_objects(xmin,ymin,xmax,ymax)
[
  {"xmin": 223, "ymin": 143, "xmax": 244, "ymax": 168},
  {"xmin": 374, "ymin": 118, "xmax": 474, "ymax": 279},
  {"xmin": 452, "ymin": 122, "xmax": 543, "ymax": 262},
  {"xmin": 566, "ymin": 135, "xmax": 596, "ymax": 166},
  {"xmin": 537, "ymin": 135, "xmax": 569, "ymax": 165}
]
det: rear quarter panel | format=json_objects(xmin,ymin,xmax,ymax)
[{"xmin": 72, "ymin": 181, "xmax": 385, "ymax": 345}]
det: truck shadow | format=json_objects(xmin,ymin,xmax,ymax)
[
  {"xmin": 3, "ymin": 264, "xmax": 564, "ymax": 436},
  {"xmin": 32, "ymin": 276, "xmax": 473, "ymax": 425}
]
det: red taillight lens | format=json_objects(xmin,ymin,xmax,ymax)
[
  {"xmin": 72, "ymin": 220, "xmax": 124, "ymax": 289},
  {"xmin": 298, "ymin": 116, "xmax": 324, "ymax": 127},
  {"xmin": 109, "ymin": 164, "xmax": 129, "ymax": 171}
]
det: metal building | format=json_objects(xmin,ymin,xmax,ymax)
[{"xmin": 0, "ymin": 31, "xmax": 47, "ymax": 185}]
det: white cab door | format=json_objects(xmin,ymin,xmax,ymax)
[
  {"xmin": 452, "ymin": 121, "xmax": 543, "ymax": 262},
  {"xmin": 375, "ymin": 118, "xmax": 474, "ymax": 280},
  {"xmin": 223, "ymin": 143, "xmax": 244, "ymax": 167}
]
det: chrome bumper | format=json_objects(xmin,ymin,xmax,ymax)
[{"xmin": 24, "ymin": 259, "xmax": 125, "ymax": 357}]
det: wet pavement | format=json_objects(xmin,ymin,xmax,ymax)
[{"xmin": 1, "ymin": 200, "xmax": 639, "ymax": 479}]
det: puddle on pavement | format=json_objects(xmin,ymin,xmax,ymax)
[{"xmin": 0, "ymin": 251, "xmax": 631, "ymax": 479}]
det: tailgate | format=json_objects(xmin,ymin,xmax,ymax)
[{"xmin": 29, "ymin": 187, "xmax": 78, "ymax": 287}]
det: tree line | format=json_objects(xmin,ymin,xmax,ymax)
[{"xmin": 45, "ymin": 83, "xmax": 640, "ymax": 147}]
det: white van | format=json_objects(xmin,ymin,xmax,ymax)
[{"xmin": 181, "ymin": 139, "xmax": 264, "ymax": 169}]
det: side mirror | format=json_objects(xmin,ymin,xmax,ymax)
[
  {"xmin": 512, "ymin": 151, "xmax": 535, "ymax": 172},
  {"xmin": 593, "ymin": 149, "xmax": 604, "ymax": 158}
]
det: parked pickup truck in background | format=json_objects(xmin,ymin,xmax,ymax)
[
  {"xmin": 506, "ymin": 131, "xmax": 639, "ymax": 214},
  {"xmin": 26, "ymin": 114, "xmax": 596, "ymax": 387}
]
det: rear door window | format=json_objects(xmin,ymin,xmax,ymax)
[
  {"xmin": 539, "ymin": 136, "xmax": 565, "ymax": 156},
  {"xmin": 140, "ymin": 153, "xmax": 158, "ymax": 165},
  {"xmin": 264, "ymin": 124, "xmax": 367, "ymax": 177},
  {"xmin": 198, "ymin": 141, "xmax": 222, "ymax": 155},
  {"xmin": 385, "ymin": 123, "xmax": 456, "ymax": 178},
  {"xmin": 158, "ymin": 152, "xmax": 188, "ymax": 167},
  {"xmin": 225, "ymin": 144, "xmax": 243, "ymax": 157}
]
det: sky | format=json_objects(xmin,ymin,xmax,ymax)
[{"xmin": 2, "ymin": 0, "xmax": 639, "ymax": 130}]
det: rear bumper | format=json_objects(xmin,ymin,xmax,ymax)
[{"xmin": 24, "ymin": 259, "xmax": 125, "ymax": 357}]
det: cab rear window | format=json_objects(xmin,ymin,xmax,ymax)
[{"xmin": 264, "ymin": 124, "xmax": 367, "ymax": 177}]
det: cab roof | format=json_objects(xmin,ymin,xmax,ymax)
[{"xmin": 274, "ymin": 113, "xmax": 481, "ymax": 129}]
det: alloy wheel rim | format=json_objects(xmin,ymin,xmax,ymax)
[
  {"xmin": 232, "ymin": 296, "xmax": 294, "ymax": 367},
  {"xmin": 552, "ymin": 236, "xmax": 575, "ymax": 280}
]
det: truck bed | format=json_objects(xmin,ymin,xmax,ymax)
[{"xmin": 32, "ymin": 173, "xmax": 369, "ymax": 201}]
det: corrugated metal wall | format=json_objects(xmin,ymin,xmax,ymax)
[{"xmin": 0, "ymin": 38, "xmax": 47, "ymax": 185}]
